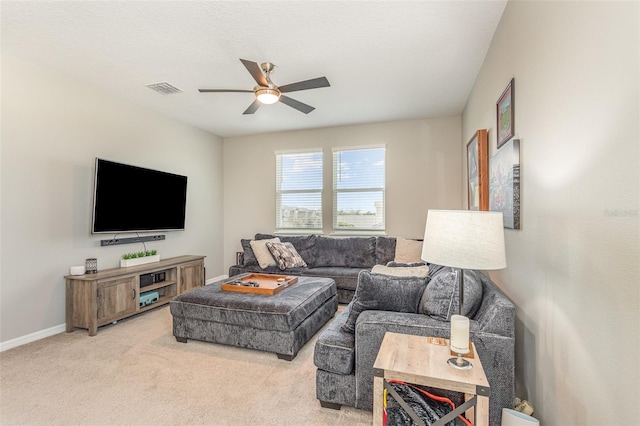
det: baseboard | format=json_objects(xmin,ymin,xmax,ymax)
[
  {"xmin": 0, "ymin": 323, "xmax": 66, "ymax": 353},
  {"xmin": 2, "ymin": 277, "xmax": 227, "ymax": 351},
  {"xmin": 206, "ymin": 274, "xmax": 228, "ymax": 285}
]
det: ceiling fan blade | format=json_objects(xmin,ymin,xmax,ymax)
[
  {"xmin": 279, "ymin": 95, "xmax": 315, "ymax": 114},
  {"xmin": 243, "ymin": 99, "xmax": 261, "ymax": 115},
  {"xmin": 240, "ymin": 59, "xmax": 268, "ymax": 87},
  {"xmin": 198, "ymin": 89, "xmax": 253, "ymax": 93},
  {"xmin": 278, "ymin": 77, "xmax": 330, "ymax": 93}
]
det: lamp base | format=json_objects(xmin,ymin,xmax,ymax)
[{"xmin": 448, "ymin": 353, "xmax": 472, "ymax": 370}]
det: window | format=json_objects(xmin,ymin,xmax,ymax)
[
  {"xmin": 275, "ymin": 150, "xmax": 323, "ymax": 231},
  {"xmin": 332, "ymin": 146, "xmax": 385, "ymax": 232}
]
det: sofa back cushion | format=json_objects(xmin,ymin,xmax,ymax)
[
  {"xmin": 313, "ymin": 236, "xmax": 377, "ymax": 268},
  {"xmin": 375, "ymin": 236, "xmax": 396, "ymax": 265},
  {"xmin": 341, "ymin": 271, "xmax": 428, "ymax": 334},
  {"xmin": 241, "ymin": 239, "xmax": 258, "ymax": 267},
  {"xmin": 419, "ymin": 266, "xmax": 483, "ymax": 320}
]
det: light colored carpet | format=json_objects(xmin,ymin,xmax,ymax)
[{"xmin": 0, "ymin": 305, "xmax": 371, "ymax": 425}]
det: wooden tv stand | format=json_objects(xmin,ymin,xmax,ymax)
[{"xmin": 65, "ymin": 255, "xmax": 205, "ymax": 336}]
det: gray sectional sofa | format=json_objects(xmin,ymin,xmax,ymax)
[
  {"xmin": 314, "ymin": 266, "xmax": 515, "ymax": 426},
  {"xmin": 229, "ymin": 234, "xmax": 397, "ymax": 304},
  {"xmin": 228, "ymin": 233, "xmax": 515, "ymax": 425}
]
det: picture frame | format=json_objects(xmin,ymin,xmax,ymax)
[
  {"xmin": 489, "ymin": 139, "xmax": 520, "ymax": 229},
  {"xmin": 496, "ymin": 78, "xmax": 515, "ymax": 149},
  {"xmin": 466, "ymin": 129, "xmax": 489, "ymax": 211}
]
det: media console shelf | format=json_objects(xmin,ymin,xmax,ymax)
[{"xmin": 66, "ymin": 255, "xmax": 205, "ymax": 336}]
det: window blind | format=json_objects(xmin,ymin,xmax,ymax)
[
  {"xmin": 332, "ymin": 146, "xmax": 385, "ymax": 232},
  {"xmin": 275, "ymin": 150, "xmax": 323, "ymax": 231}
]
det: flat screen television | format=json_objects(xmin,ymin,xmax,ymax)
[{"xmin": 92, "ymin": 158, "xmax": 188, "ymax": 234}]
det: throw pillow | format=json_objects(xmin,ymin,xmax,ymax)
[
  {"xmin": 256, "ymin": 233, "xmax": 318, "ymax": 268},
  {"xmin": 249, "ymin": 237, "xmax": 281, "ymax": 269},
  {"xmin": 265, "ymin": 241, "xmax": 308, "ymax": 270},
  {"xmin": 341, "ymin": 271, "xmax": 428, "ymax": 334},
  {"xmin": 394, "ymin": 237, "xmax": 424, "ymax": 263},
  {"xmin": 386, "ymin": 261, "xmax": 427, "ymax": 268},
  {"xmin": 419, "ymin": 267, "xmax": 484, "ymax": 320},
  {"xmin": 371, "ymin": 264, "xmax": 429, "ymax": 278}
]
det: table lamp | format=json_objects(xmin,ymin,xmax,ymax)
[{"xmin": 421, "ymin": 209, "xmax": 506, "ymax": 369}]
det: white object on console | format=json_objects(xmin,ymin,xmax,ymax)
[{"xmin": 69, "ymin": 265, "xmax": 85, "ymax": 275}]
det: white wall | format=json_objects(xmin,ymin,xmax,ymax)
[
  {"xmin": 463, "ymin": 2, "xmax": 639, "ymax": 424},
  {"xmin": 223, "ymin": 117, "xmax": 462, "ymax": 269},
  {"xmin": 1, "ymin": 55, "xmax": 224, "ymax": 344}
]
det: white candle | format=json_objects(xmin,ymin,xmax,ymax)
[{"xmin": 450, "ymin": 315, "xmax": 470, "ymax": 354}]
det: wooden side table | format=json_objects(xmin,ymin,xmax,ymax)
[{"xmin": 373, "ymin": 332, "xmax": 490, "ymax": 426}]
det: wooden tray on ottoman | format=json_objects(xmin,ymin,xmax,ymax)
[{"xmin": 221, "ymin": 273, "xmax": 298, "ymax": 296}]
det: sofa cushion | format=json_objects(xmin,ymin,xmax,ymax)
[
  {"xmin": 266, "ymin": 241, "xmax": 308, "ymax": 270},
  {"xmin": 250, "ymin": 237, "xmax": 281, "ymax": 268},
  {"xmin": 371, "ymin": 264, "xmax": 429, "ymax": 278},
  {"xmin": 313, "ymin": 304, "xmax": 356, "ymax": 375},
  {"xmin": 394, "ymin": 237, "xmax": 424, "ymax": 263},
  {"xmin": 313, "ymin": 236, "xmax": 377, "ymax": 268},
  {"xmin": 375, "ymin": 236, "xmax": 396, "ymax": 265},
  {"xmin": 341, "ymin": 271, "xmax": 428, "ymax": 334},
  {"xmin": 419, "ymin": 267, "xmax": 483, "ymax": 320},
  {"xmin": 256, "ymin": 233, "xmax": 318, "ymax": 267},
  {"xmin": 300, "ymin": 267, "xmax": 362, "ymax": 291}
]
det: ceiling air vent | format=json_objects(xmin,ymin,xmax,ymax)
[{"xmin": 145, "ymin": 82, "xmax": 182, "ymax": 95}]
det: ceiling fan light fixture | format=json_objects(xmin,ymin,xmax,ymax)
[
  {"xmin": 256, "ymin": 87, "xmax": 281, "ymax": 104},
  {"xmin": 199, "ymin": 59, "xmax": 329, "ymax": 114}
]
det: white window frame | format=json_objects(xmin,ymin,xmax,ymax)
[
  {"xmin": 332, "ymin": 145, "xmax": 386, "ymax": 234},
  {"xmin": 275, "ymin": 149, "xmax": 323, "ymax": 232}
]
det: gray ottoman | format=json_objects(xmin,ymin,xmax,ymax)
[{"xmin": 170, "ymin": 275, "xmax": 338, "ymax": 360}]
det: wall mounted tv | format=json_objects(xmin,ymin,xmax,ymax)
[{"xmin": 92, "ymin": 158, "xmax": 188, "ymax": 234}]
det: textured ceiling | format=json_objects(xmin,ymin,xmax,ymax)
[{"xmin": 1, "ymin": 1, "xmax": 506, "ymax": 137}]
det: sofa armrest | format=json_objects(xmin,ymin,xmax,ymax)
[
  {"xmin": 473, "ymin": 277, "xmax": 516, "ymax": 338},
  {"xmin": 353, "ymin": 311, "xmax": 450, "ymax": 410},
  {"xmin": 474, "ymin": 294, "xmax": 515, "ymax": 337}
]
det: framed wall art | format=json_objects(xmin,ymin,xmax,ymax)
[
  {"xmin": 466, "ymin": 129, "xmax": 488, "ymax": 211},
  {"xmin": 496, "ymin": 78, "xmax": 514, "ymax": 149},
  {"xmin": 489, "ymin": 138, "xmax": 520, "ymax": 229}
]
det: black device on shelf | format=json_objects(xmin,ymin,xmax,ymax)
[
  {"xmin": 140, "ymin": 271, "xmax": 167, "ymax": 288},
  {"xmin": 91, "ymin": 158, "xmax": 188, "ymax": 234}
]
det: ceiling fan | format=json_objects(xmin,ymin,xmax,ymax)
[{"xmin": 199, "ymin": 59, "xmax": 330, "ymax": 115}]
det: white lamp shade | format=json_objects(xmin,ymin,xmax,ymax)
[{"xmin": 421, "ymin": 210, "xmax": 506, "ymax": 270}]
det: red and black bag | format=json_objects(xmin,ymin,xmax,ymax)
[{"xmin": 383, "ymin": 380, "xmax": 473, "ymax": 426}]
